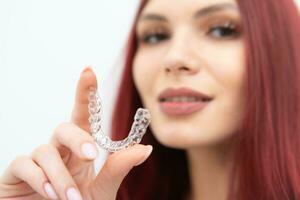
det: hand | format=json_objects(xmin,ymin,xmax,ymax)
[{"xmin": 0, "ymin": 67, "xmax": 153, "ymax": 200}]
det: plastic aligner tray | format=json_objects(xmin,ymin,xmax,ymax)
[{"xmin": 88, "ymin": 88, "xmax": 151, "ymax": 152}]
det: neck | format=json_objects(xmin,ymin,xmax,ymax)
[{"xmin": 186, "ymin": 141, "xmax": 234, "ymax": 200}]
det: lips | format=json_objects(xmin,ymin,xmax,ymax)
[{"xmin": 158, "ymin": 87, "xmax": 213, "ymax": 116}]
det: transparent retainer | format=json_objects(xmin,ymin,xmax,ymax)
[{"xmin": 88, "ymin": 88, "xmax": 151, "ymax": 152}]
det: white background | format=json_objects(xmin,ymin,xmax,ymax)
[
  {"xmin": 0, "ymin": 0, "xmax": 299, "ymax": 175},
  {"xmin": 0, "ymin": 0, "xmax": 139, "ymax": 174}
]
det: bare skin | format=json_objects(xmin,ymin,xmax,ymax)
[
  {"xmin": 133, "ymin": 0, "xmax": 245, "ymax": 199},
  {"xmin": 0, "ymin": 67, "xmax": 153, "ymax": 200},
  {"xmin": 185, "ymin": 142, "xmax": 234, "ymax": 200},
  {"xmin": 0, "ymin": 0, "xmax": 246, "ymax": 199}
]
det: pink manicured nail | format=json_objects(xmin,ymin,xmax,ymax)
[
  {"xmin": 81, "ymin": 142, "xmax": 98, "ymax": 159},
  {"xmin": 81, "ymin": 66, "xmax": 93, "ymax": 74},
  {"xmin": 66, "ymin": 187, "xmax": 83, "ymax": 200},
  {"xmin": 44, "ymin": 182, "xmax": 58, "ymax": 199}
]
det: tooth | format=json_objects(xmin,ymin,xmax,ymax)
[
  {"xmin": 178, "ymin": 97, "xmax": 185, "ymax": 102},
  {"xmin": 189, "ymin": 97, "xmax": 196, "ymax": 101},
  {"xmin": 163, "ymin": 96, "xmax": 201, "ymax": 102},
  {"xmin": 185, "ymin": 97, "xmax": 192, "ymax": 102},
  {"xmin": 173, "ymin": 97, "xmax": 181, "ymax": 102}
]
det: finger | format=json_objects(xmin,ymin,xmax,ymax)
[
  {"xmin": 50, "ymin": 122, "xmax": 98, "ymax": 161},
  {"xmin": 30, "ymin": 144, "xmax": 83, "ymax": 200},
  {"xmin": 71, "ymin": 66, "xmax": 98, "ymax": 132},
  {"xmin": 91, "ymin": 144, "xmax": 153, "ymax": 199},
  {"xmin": 0, "ymin": 155, "xmax": 58, "ymax": 199}
]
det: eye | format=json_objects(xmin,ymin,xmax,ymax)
[
  {"xmin": 207, "ymin": 21, "xmax": 241, "ymax": 39},
  {"xmin": 138, "ymin": 31, "xmax": 170, "ymax": 44}
]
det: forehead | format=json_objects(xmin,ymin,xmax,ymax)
[{"xmin": 141, "ymin": 0, "xmax": 239, "ymax": 18}]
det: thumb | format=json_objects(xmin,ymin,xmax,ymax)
[{"xmin": 90, "ymin": 144, "xmax": 153, "ymax": 199}]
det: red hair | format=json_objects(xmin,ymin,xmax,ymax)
[{"xmin": 110, "ymin": 0, "xmax": 300, "ymax": 199}]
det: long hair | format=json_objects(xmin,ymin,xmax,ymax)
[{"xmin": 110, "ymin": 0, "xmax": 300, "ymax": 199}]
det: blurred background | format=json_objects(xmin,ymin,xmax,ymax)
[
  {"xmin": 0, "ymin": 0, "xmax": 299, "ymax": 175},
  {"xmin": 0, "ymin": 0, "xmax": 140, "ymax": 174}
]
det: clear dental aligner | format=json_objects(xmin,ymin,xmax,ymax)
[{"xmin": 88, "ymin": 88, "xmax": 151, "ymax": 152}]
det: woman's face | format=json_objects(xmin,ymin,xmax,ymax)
[{"xmin": 133, "ymin": 0, "xmax": 246, "ymax": 149}]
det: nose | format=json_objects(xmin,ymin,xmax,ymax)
[{"xmin": 163, "ymin": 29, "xmax": 200, "ymax": 76}]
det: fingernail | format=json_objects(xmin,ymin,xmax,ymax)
[
  {"xmin": 135, "ymin": 145, "xmax": 153, "ymax": 166},
  {"xmin": 66, "ymin": 187, "xmax": 83, "ymax": 200},
  {"xmin": 82, "ymin": 66, "xmax": 93, "ymax": 73},
  {"xmin": 81, "ymin": 142, "xmax": 98, "ymax": 159},
  {"xmin": 44, "ymin": 182, "xmax": 58, "ymax": 199}
]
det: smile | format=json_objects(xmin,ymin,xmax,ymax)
[{"xmin": 158, "ymin": 87, "xmax": 213, "ymax": 116}]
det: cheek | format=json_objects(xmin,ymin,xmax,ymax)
[
  {"xmin": 133, "ymin": 53, "xmax": 149, "ymax": 96},
  {"xmin": 205, "ymin": 41, "xmax": 246, "ymax": 92},
  {"xmin": 203, "ymin": 41, "xmax": 246, "ymax": 134},
  {"xmin": 132, "ymin": 50, "xmax": 162, "ymax": 101}
]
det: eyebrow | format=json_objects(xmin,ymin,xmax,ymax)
[{"xmin": 138, "ymin": 3, "xmax": 238, "ymax": 23}]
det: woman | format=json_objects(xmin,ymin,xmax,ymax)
[{"xmin": 1, "ymin": 0, "xmax": 300, "ymax": 199}]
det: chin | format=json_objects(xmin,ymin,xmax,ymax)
[
  {"xmin": 145, "ymin": 100, "xmax": 243, "ymax": 149},
  {"xmin": 150, "ymin": 124, "xmax": 231, "ymax": 149}
]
